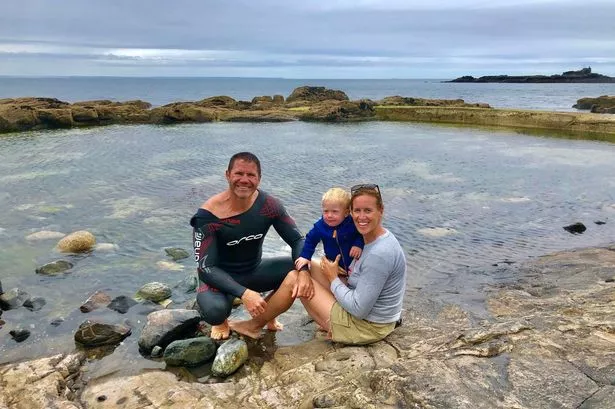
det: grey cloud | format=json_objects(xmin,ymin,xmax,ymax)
[{"xmin": 1, "ymin": 0, "xmax": 614, "ymax": 77}]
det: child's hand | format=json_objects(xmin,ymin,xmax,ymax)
[
  {"xmin": 349, "ymin": 246, "xmax": 362, "ymax": 259},
  {"xmin": 295, "ymin": 257, "xmax": 310, "ymax": 271}
]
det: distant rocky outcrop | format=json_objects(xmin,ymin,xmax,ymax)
[
  {"xmin": 448, "ymin": 67, "xmax": 615, "ymax": 83},
  {"xmin": 377, "ymin": 96, "xmax": 490, "ymax": 108},
  {"xmin": 573, "ymin": 95, "xmax": 615, "ymax": 114},
  {"xmin": 285, "ymin": 86, "xmax": 349, "ymax": 103}
]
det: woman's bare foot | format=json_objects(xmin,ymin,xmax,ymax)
[
  {"xmin": 229, "ymin": 319, "xmax": 263, "ymax": 339},
  {"xmin": 210, "ymin": 321, "xmax": 230, "ymax": 340},
  {"xmin": 266, "ymin": 318, "xmax": 283, "ymax": 331},
  {"xmin": 316, "ymin": 324, "xmax": 327, "ymax": 332}
]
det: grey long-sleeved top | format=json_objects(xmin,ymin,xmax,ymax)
[{"xmin": 331, "ymin": 229, "xmax": 406, "ymax": 323}]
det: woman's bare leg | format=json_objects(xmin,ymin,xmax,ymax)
[
  {"xmin": 299, "ymin": 277, "xmax": 336, "ymax": 331},
  {"xmin": 229, "ymin": 271, "xmax": 298, "ymax": 339}
]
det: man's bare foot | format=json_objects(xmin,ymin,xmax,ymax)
[
  {"xmin": 210, "ymin": 321, "xmax": 230, "ymax": 340},
  {"xmin": 229, "ymin": 319, "xmax": 262, "ymax": 339},
  {"xmin": 266, "ymin": 319, "xmax": 283, "ymax": 331},
  {"xmin": 316, "ymin": 324, "xmax": 327, "ymax": 332}
]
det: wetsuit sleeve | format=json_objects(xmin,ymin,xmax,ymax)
[
  {"xmin": 299, "ymin": 222, "xmax": 322, "ymax": 260},
  {"xmin": 271, "ymin": 199, "xmax": 305, "ymax": 262},
  {"xmin": 192, "ymin": 214, "xmax": 247, "ymax": 298}
]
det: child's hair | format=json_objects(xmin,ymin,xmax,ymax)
[{"xmin": 322, "ymin": 187, "xmax": 351, "ymax": 209}]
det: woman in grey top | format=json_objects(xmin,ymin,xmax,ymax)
[
  {"xmin": 303, "ymin": 183, "xmax": 407, "ymax": 344},
  {"xmin": 229, "ymin": 183, "xmax": 407, "ymax": 344}
]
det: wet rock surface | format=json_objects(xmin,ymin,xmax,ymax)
[
  {"xmin": 56, "ymin": 230, "xmax": 96, "ymax": 253},
  {"xmin": 137, "ymin": 309, "xmax": 201, "ymax": 354},
  {"xmin": 136, "ymin": 281, "xmax": 172, "ymax": 302},
  {"xmin": 574, "ymin": 95, "xmax": 615, "ymax": 113},
  {"xmin": 1, "ymin": 244, "xmax": 614, "ymax": 408},
  {"xmin": 74, "ymin": 320, "xmax": 131, "ymax": 347}
]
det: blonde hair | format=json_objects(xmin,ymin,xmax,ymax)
[{"xmin": 322, "ymin": 187, "xmax": 351, "ymax": 208}]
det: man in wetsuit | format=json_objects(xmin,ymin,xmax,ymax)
[{"xmin": 191, "ymin": 152, "xmax": 313, "ymax": 339}]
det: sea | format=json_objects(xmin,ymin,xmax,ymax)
[{"xmin": 1, "ymin": 77, "xmax": 615, "ymax": 379}]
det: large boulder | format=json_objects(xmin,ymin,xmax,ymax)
[
  {"xmin": 74, "ymin": 320, "xmax": 131, "ymax": 346},
  {"xmin": 298, "ymin": 100, "xmax": 376, "ymax": 122},
  {"xmin": 56, "ymin": 230, "xmax": 96, "ymax": 253},
  {"xmin": 163, "ymin": 337, "xmax": 217, "ymax": 366},
  {"xmin": 196, "ymin": 96, "xmax": 237, "ymax": 108},
  {"xmin": 286, "ymin": 86, "xmax": 349, "ymax": 104},
  {"xmin": 211, "ymin": 338, "xmax": 248, "ymax": 377},
  {"xmin": 573, "ymin": 95, "xmax": 615, "ymax": 113},
  {"xmin": 138, "ymin": 309, "xmax": 202, "ymax": 354}
]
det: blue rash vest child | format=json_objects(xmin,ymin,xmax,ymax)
[{"xmin": 299, "ymin": 215, "xmax": 363, "ymax": 272}]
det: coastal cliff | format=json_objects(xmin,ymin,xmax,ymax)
[{"xmin": 448, "ymin": 67, "xmax": 615, "ymax": 83}]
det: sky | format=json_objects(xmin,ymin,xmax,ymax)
[{"xmin": 1, "ymin": 0, "xmax": 614, "ymax": 79}]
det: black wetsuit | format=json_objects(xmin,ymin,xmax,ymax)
[{"xmin": 190, "ymin": 190, "xmax": 304, "ymax": 325}]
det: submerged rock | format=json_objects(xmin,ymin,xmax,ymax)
[
  {"xmin": 164, "ymin": 247, "xmax": 190, "ymax": 261},
  {"xmin": 23, "ymin": 296, "xmax": 46, "ymax": 311},
  {"xmin": 80, "ymin": 290, "xmax": 111, "ymax": 313},
  {"xmin": 107, "ymin": 295, "xmax": 138, "ymax": 314},
  {"xmin": 56, "ymin": 230, "xmax": 96, "ymax": 253},
  {"xmin": 25, "ymin": 230, "xmax": 65, "ymax": 241},
  {"xmin": 74, "ymin": 320, "xmax": 131, "ymax": 347},
  {"xmin": 35, "ymin": 260, "xmax": 73, "ymax": 275},
  {"xmin": 563, "ymin": 222, "xmax": 587, "ymax": 234},
  {"xmin": 9, "ymin": 328, "xmax": 31, "ymax": 342},
  {"xmin": 163, "ymin": 337, "xmax": 217, "ymax": 366},
  {"xmin": 211, "ymin": 338, "xmax": 248, "ymax": 377},
  {"xmin": 137, "ymin": 282, "xmax": 172, "ymax": 302},
  {"xmin": 0, "ymin": 287, "xmax": 30, "ymax": 310}
]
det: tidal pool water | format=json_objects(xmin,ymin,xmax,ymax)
[{"xmin": 1, "ymin": 121, "xmax": 614, "ymax": 377}]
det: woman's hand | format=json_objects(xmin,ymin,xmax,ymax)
[{"xmin": 320, "ymin": 255, "xmax": 341, "ymax": 282}]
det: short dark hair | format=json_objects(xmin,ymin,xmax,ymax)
[{"xmin": 227, "ymin": 152, "xmax": 261, "ymax": 177}]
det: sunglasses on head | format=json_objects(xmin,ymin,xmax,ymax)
[{"xmin": 350, "ymin": 184, "xmax": 381, "ymax": 198}]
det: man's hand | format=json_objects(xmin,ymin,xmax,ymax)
[
  {"xmin": 294, "ymin": 256, "xmax": 310, "ymax": 271},
  {"xmin": 241, "ymin": 289, "xmax": 267, "ymax": 318},
  {"xmin": 349, "ymin": 246, "xmax": 362, "ymax": 259},
  {"xmin": 292, "ymin": 269, "xmax": 314, "ymax": 300},
  {"xmin": 321, "ymin": 255, "xmax": 341, "ymax": 282}
]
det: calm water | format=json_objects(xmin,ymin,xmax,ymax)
[
  {"xmin": 2, "ymin": 77, "xmax": 615, "ymax": 111},
  {"xmin": 0, "ymin": 79, "xmax": 615, "ymax": 374}
]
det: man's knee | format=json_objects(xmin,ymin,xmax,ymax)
[
  {"xmin": 196, "ymin": 295, "xmax": 231, "ymax": 325},
  {"xmin": 279, "ymin": 270, "xmax": 298, "ymax": 291}
]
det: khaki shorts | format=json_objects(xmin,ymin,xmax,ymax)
[{"xmin": 329, "ymin": 302, "xmax": 396, "ymax": 345}]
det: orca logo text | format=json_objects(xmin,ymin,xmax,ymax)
[{"xmin": 227, "ymin": 234, "xmax": 263, "ymax": 246}]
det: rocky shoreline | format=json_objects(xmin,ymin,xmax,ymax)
[
  {"xmin": 2, "ymin": 86, "xmax": 615, "ymax": 139},
  {"xmin": 1, "ymin": 243, "xmax": 614, "ymax": 408}
]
